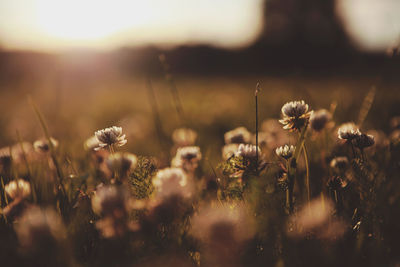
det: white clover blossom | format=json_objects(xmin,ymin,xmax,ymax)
[
  {"xmin": 5, "ymin": 179, "xmax": 31, "ymax": 200},
  {"xmin": 153, "ymin": 168, "xmax": 191, "ymax": 199},
  {"xmin": 337, "ymin": 122, "xmax": 361, "ymax": 140},
  {"xmin": 279, "ymin": 100, "xmax": 312, "ymax": 131},
  {"xmin": 275, "ymin": 145, "xmax": 295, "ymax": 160},
  {"xmin": 94, "ymin": 126, "xmax": 127, "ymax": 151},
  {"xmin": 224, "ymin": 127, "xmax": 252, "ymax": 144},
  {"xmin": 91, "ymin": 185, "xmax": 130, "ymax": 216},
  {"xmin": 235, "ymin": 144, "xmax": 261, "ymax": 158},
  {"xmin": 172, "ymin": 146, "xmax": 202, "ymax": 172}
]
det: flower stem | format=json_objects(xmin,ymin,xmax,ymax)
[{"xmin": 302, "ymin": 143, "xmax": 311, "ymax": 211}]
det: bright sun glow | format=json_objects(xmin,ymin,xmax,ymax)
[{"xmin": 36, "ymin": 0, "xmax": 153, "ymax": 40}]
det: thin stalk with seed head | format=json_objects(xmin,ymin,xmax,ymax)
[{"xmin": 302, "ymin": 143, "xmax": 311, "ymax": 210}]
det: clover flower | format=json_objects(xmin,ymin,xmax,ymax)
[
  {"xmin": 5, "ymin": 178, "xmax": 31, "ymax": 200},
  {"xmin": 172, "ymin": 128, "xmax": 197, "ymax": 147},
  {"xmin": 337, "ymin": 122, "xmax": 361, "ymax": 141},
  {"xmin": 33, "ymin": 137, "xmax": 58, "ymax": 153},
  {"xmin": 235, "ymin": 144, "xmax": 261, "ymax": 159},
  {"xmin": 353, "ymin": 133, "xmax": 375, "ymax": 149},
  {"xmin": 152, "ymin": 168, "xmax": 192, "ymax": 199},
  {"xmin": 91, "ymin": 185, "xmax": 130, "ymax": 216},
  {"xmin": 224, "ymin": 127, "xmax": 251, "ymax": 144},
  {"xmin": 275, "ymin": 145, "xmax": 295, "ymax": 160},
  {"xmin": 310, "ymin": 109, "xmax": 332, "ymax": 132},
  {"xmin": 279, "ymin": 100, "xmax": 312, "ymax": 131},
  {"xmin": 94, "ymin": 126, "xmax": 127, "ymax": 151},
  {"xmin": 172, "ymin": 146, "xmax": 202, "ymax": 172}
]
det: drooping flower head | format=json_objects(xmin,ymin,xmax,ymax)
[
  {"xmin": 94, "ymin": 126, "xmax": 127, "ymax": 151},
  {"xmin": 5, "ymin": 178, "xmax": 31, "ymax": 200},
  {"xmin": 279, "ymin": 100, "xmax": 312, "ymax": 131},
  {"xmin": 224, "ymin": 127, "xmax": 251, "ymax": 144},
  {"xmin": 310, "ymin": 109, "xmax": 332, "ymax": 132},
  {"xmin": 337, "ymin": 122, "xmax": 361, "ymax": 141},
  {"xmin": 275, "ymin": 145, "xmax": 295, "ymax": 160}
]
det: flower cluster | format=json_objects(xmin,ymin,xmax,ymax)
[
  {"xmin": 279, "ymin": 100, "xmax": 313, "ymax": 131},
  {"xmin": 94, "ymin": 126, "xmax": 127, "ymax": 151}
]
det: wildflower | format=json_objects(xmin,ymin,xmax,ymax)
[
  {"xmin": 84, "ymin": 135, "xmax": 100, "ymax": 151},
  {"xmin": 5, "ymin": 179, "xmax": 31, "ymax": 200},
  {"xmin": 152, "ymin": 168, "xmax": 192, "ymax": 199},
  {"xmin": 94, "ymin": 126, "xmax": 127, "ymax": 151},
  {"xmin": 172, "ymin": 128, "xmax": 197, "ymax": 146},
  {"xmin": 337, "ymin": 122, "xmax": 361, "ymax": 140},
  {"xmin": 172, "ymin": 146, "xmax": 202, "ymax": 172},
  {"xmin": 310, "ymin": 109, "xmax": 332, "ymax": 132},
  {"xmin": 235, "ymin": 144, "xmax": 261, "ymax": 159},
  {"xmin": 279, "ymin": 100, "xmax": 312, "ymax": 131},
  {"xmin": 33, "ymin": 137, "xmax": 58, "ymax": 153},
  {"xmin": 353, "ymin": 133, "xmax": 375, "ymax": 149},
  {"xmin": 224, "ymin": 127, "xmax": 251, "ymax": 144},
  {"xmin": 330, "ymin": 157, "xmax": 349, "ymax": 172},
  {"xmin": 275, "ymin": 145, "xmax": 295, "ymax": 160},
  {"xmin": 107, "ymin": 152, "xmax": 138, "ymax": 174}
]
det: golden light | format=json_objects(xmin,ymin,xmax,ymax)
[{"xmin": 36, "ymin": 0, "xmax": 154, "ymax": 40}]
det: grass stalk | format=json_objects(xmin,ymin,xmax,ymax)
[
  {"xmin": 255, "ymin": 83, "xmax": 261, "ymax": 175},
  {"xmin": 302, "ymin": 143, "xmax": 311, "ymax": 210}
]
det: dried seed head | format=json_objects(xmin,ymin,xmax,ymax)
[
  {"xmin": 275, "ymin": 145, "xmax": 295, "ymax": 160},
  {"xmin": 310, "ymin": 109, "xmax": 332, "ymax": 132},
  {"xmin": 337, "ymin": 122, "xmax": 361, "ymax": 140},
  {"xmin": 153, "ymin": 168, "xmax": 192, "ymax": 199},
  {"xmin": 94, "ymin": 126, "xmax": 127, "ymax": 150},
  {"xmin": 224, "ymin": 127, "xmax": 251, "ymax": 144},
  {"xmin": 5, "ymin": 179, "xmax": 31, "ymax": 200},
  {"xmin": 172, "ymin": 128, "xmax": 197, "ymax": 147},
  {"xmin": 279, "ymin": 100, "xmax": 312, "ymax": 131},
  {"xmin": 353, "ymin": 133, "xmax": 375, "ymax": 149},
  {"xmin": 235, "ymin": 144, "xmax": 261, "ymax": 159},
  {"xmin": 33, "ymin": 137, "xmax": 58, "ymax": 153}
]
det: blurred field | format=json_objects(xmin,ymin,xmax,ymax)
[{"xmin": 1, "ymin": 68, "xmax": 400, "ymax": 267}]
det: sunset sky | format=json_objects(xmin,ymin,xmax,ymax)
[{"xmin": 0, "ymin": 0, "xmax": 399, "ymax": 52}]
